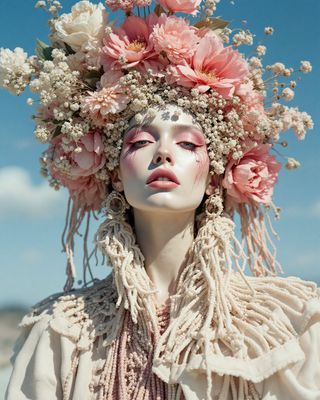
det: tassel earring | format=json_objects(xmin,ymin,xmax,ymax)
[
  {"xmin": 94, "ymin": 191, "xmax": 157, "ymax": 325},
  {"xmin": 104, "ymin": 190, "xmax": 130, "ymax": 220}
]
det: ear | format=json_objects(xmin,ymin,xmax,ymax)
[
  {"xmin": 205, "ymin": 173, "xmax": 219, "ymax": 196},
  {"xmin": 110, "ymin": 168, "xmax": 124, "ymax": 192}
]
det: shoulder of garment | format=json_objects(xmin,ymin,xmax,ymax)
[
  {"xmin": 5, "ymin": 273, "xmax": 118, "ymax": 400},
  {"xmin": 153, "ymin": 274, "xmax": 320, "ymax": 400}
]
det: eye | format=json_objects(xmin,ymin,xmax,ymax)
[
  {"xmin": 178, "ymin": 141, "xmax": 197, "ymax": 151},
  {"xmin": 130, "ymin": 140, "xmax": 152, "ymax": 149}
]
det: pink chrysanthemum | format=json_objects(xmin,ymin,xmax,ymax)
[
  {"xmin": 167, "ymin": 33, "xmax": 249, "ymax": 98},
  {"xmin": 101, "ymin": 15, "xmax": 165, "ymax": 74},
  {"xmin": 81, "ymin": 71, "xmax": 129, "ymax": 126},
  {"xmin": 150, "ymin": 15, "xmax": 199, "ymax": 64}
]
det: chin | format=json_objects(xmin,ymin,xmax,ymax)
[{"xmin": 132, "ymin": 198, "xmax": 199, "ymax": 214}]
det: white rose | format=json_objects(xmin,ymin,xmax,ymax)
[{"xmin": 53, "ymin": 1, "xmax": 108, "ymax": 52}]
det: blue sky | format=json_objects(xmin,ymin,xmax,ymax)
[{"xmin": 0, "ymin": 0, "xmax": 319, "ymax": 307}]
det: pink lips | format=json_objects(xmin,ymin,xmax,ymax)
[{"xmin": 146, "ymin": 168, "xmax": 180, "ymax": 189}]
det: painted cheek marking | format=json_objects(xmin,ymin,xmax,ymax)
[
  {"xmin": 176, "ymin": 130, "xmax": 208, "ymax": 183},
  {"xmin": 194, "ymin": 149, "xmax": 210, "ymax": 184}
]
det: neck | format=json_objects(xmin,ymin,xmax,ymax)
[{"xmin": 133, "ymin": 209, "xmax": 195, "ymax": 306}]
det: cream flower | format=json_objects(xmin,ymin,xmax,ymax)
[
  {"xmin": 285, "ymin": 157, "xmax": 300, "ymax": 170},
  {"xmin": 255, "ymin": 45, "xmax": 266, "ymax": 57},
  {"xmin": 232, "ymin": 30, "xmax": 254, "ymax": 46},
  {"xmin": 52, "ymin": 1, "xmax": 108, "ymax": 52},
  {"xmin": 35, "ymin": 1, "xmax": 46, "ymax": 8},
  {"xmin": 281, "ymin": 87, "xmax": 294, "ymax": 101},
  {"xmin": 264, "ymin": 26, "xmax": 274, "ymax": 35},
  {"xmin": 0, "ymin": 47, "xmax": 34, "ymax": 95},
  {"xmin": 300, "ymin": 60, "xmax": 312, "ymax": 74},
  {"xmin": 268, "ymin": 62, "xmax": 286, "ymax": 75}
]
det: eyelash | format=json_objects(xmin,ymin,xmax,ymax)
[
  {"xmin": 130, "ymin": 140, "xmax": 198, "ymax": 151},
  {"xmin": 130, "ymin": 140, "xmax": 152, "ymax": 148},
  {"xmin": 179, "ymin": 141, "xmax": 197, "ymax": 151}
]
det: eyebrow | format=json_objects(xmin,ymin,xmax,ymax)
[{"xmin": 125, "ymin": 123, "xmax": 203, "ymax": 134}]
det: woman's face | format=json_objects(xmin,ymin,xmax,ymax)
[{"xmin": 118, "ymin": 104, "xmax": 211, "ymax": 214}]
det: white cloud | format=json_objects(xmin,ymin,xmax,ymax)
[
  {"xmin": 14, "ymin": 139, "xmax": 34, "ymax": 149},
  {"xmin": 310, "ymin": 201, "xmax": 320, "ymax": 218},
  {"xmin": 285, "ymin": 200, "xmax": 320, "ymax": 219},
  {"xmin": 284, "ymin": 206, "xmax": 304, "ymax": 218},
  {"xmin": 292, "ymin": 250, "xmax": 320, "ymax": 268},
  {"xmin": 0, "ymin": 166, "xmax": 67, "ymax": 219},
  {"xmin": 287, "ymin": 249, "xmax": 320, "ymax": 284},
  {"xmin": 20, "ymin": 249, "xmax": 43, "ymax": 266}
]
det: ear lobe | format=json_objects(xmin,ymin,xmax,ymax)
[
  {"xmin": 205, "ymin": 173, "xmax": 221, "ymax": 195},
  {"xmin": 205, "ymin": 173, "xmax": 215, "ymax": 196},
  {"xmin": 110, "ymin": 168, "xmax": 124, "ymax": 192},
  {"xmin": 205, "ymin": 184, "xmax": 215, "ymax": 196}
]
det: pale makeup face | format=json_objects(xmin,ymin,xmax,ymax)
[{"xmin": 117, "ymin": 104, "xmax": 211, "ymax": 213}]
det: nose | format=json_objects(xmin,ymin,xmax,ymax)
[{"xmin": 152, "ymin": 144, "xmax": 174, "ymax": 166}]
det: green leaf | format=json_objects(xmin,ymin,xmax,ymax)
[
  {"xmin": 64, "ymin": 42, "xmax": 76, "ymax": 55},
  {"xmin": 194, "ymin": 18, "xmax": 230, "ymax": 33},
  {"xmin": 84, "ymin": 70, "xmax": 103, "ymax": 89},
  {"xmin": 36, "ymin": 39, "xmax": 54, "ymax": 61},
  {"xmin": 52, "ymin": 125, "xmax": 62, "ymax": 138},
  {"xmin": 154, "ymin": 4, "xmax": 166, "ymax": 16}
]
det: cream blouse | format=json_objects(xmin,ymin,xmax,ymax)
[{"xmin": 5, "ymin": 273, "xmax": 320, "ymax": 400}]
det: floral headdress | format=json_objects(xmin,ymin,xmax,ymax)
[{"xmin": 0, "ymin": 0, "xmax": 313, "ymax": 289}]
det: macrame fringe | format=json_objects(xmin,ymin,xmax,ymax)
[
  {"xmin": 61, "ymin": 196, "xmax": 96, "ymax": 292},
  {"xmin": 237, "ymin": 202, "xmax": 283, "ymax": 277},
  {"xmin": 153, "ymin": 213, "xmax": 262, "ymax": 399},
  {"xmin": 94, "ymin": 206, "xmax": 265, "ymax": 399},
  {"xmin": 59, "ymin": 189, "xmax": 283, "ymax": 296},
  {"xmin": 94, "ymin": 214, "xmax": 159, "ymax": 330}
]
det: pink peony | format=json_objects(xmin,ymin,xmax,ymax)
[
  {"xmin": 158, "ymin": 0, "xmax": 201, "ymax": 15},
  {"xmin": 105, "ymin": 0, "xmax": 151, "ymax": 11},
  {"xmin": 167, "ymin": 34, "xmax": 249, "ymax": 98},
  {"xmin": 105, "ymin": 0, "xmax": 137, "ymax": 11},
  {"xmin": 101, "ymin": 15, "xmax": 164, "ymax": 73},
  {"xmin": 150, "ymin": 15, "xmax": 199, "ymax": 64},
  {"xmin": 81, "ymin": 71, "xmax": 130, "ymax": 126},
  {"xmin": 60, "ymin": 175, "xmax": 106, "ymax": 211},
  {"xmin": 49, "ymin": 131, "xmax": 107, "ymax": 210},
  {"xmin": 222, "ymin": 143, "xmax": 281, "ymax": 204},
  {"xmin": 236, "ymin": 81, "xmax": 264, "ymax": 111},
  {"xmin": 49, "ymin": 131, "xmax": 106, "ymax": 178},
  {"xmin": 236, "ymin": 80, "xmax": 267, "ymax": 136}
]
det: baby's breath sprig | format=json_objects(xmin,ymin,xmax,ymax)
[{"xmin": 35, "ymin": 0, "xmax": 62, "ymax": 17}]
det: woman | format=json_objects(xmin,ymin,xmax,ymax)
[
  {"xmin": 2, "ymin": 1, "xmax": 320, "ymax": 399},
  {"xmin": 5, "ymin": 103, "xmax": 320, "ymax": 399}
]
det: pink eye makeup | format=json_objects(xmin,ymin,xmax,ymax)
[
  {"xmin": 123, "ymin": 129, "xmax": 155, "ymax": 147},
  {"xmin": 176, "ymin": 130, "xmax": 206, "ymax": 148}
]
